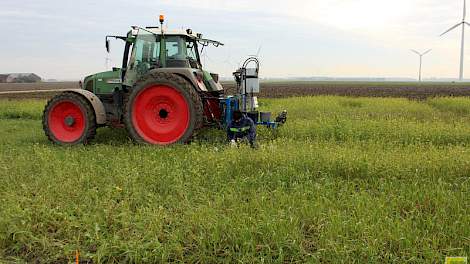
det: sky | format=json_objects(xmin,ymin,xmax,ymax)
[{"xmin": 0, "ymin": 0, "xmax": 469, "ymax": 80}]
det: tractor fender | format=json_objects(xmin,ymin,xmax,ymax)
[
  {"xmin": 66, "ymin": 89, "xmax": 107, "ymax": 125},
  {"xmin": 148, "ymin": 68, "xmax": 209, "ymax": 92}
]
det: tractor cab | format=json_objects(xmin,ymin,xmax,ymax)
[
  {"xmin": 83, "ymin": 22, "xmax": 224, "ymax": 95},
  {"xmin": 123, "ymin": 27, "xmax": 204, "ymax": 86}
]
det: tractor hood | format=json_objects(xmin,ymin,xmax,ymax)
[{"xmin": 83, "ymin": 69, "xmax": 122, "ymax": 94}]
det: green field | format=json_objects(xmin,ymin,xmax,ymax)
[{"xmin": 1, "ymin": 97, "xmax": 470, "ymax": 263}]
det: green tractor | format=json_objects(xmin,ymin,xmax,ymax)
[{"xmin": 43, "ymin": 16, "xmax": 286, "ymax": 146}]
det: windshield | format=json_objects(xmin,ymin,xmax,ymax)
[
  {"xmin": 165, "ymin": 35, "xmax": 199, "ymax": 68},
  {"xmin": 129, "ymin": 31, "xmax": 159, "ymax": 75}
]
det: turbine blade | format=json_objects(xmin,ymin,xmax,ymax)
[
  {"xmin": 466, "ymin": 22, "xmax": 470, "ymax": 27},
  {"xmin": 411, "ymin": 49, "xmax": 421, "ymax": 55},
  {"xmin": 440, "ymin": 23, "xmax": 463, "ymax": 36},
  {"xmin": 256, "ymin": 45, "xmax": 262, "ymax": 57},
  {"xmin": 465, "ymin": 0, "xmax": 467, "ymax": 20},
  {"xmin": 423, "ymin": 49, "xmax": 432, "ymax": 55}
]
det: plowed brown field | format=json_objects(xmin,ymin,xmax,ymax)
[
  {"xmin": 2, "ymin": 81, "xmax": 470, "ymax": 99},
  {"xmin": 223, "ymin": 81, "xmax": 470, "ymax": 99}
]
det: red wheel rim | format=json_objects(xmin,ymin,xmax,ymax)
[
  {"xmin": 132, "ymin": 85, "xmax": 190, "ymax": 145},
  {"xmin": 48, "ymin": 100, "xmax": 86, "ymax": 143}
]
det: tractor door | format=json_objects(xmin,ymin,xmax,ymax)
[{"xmin": 123, "ymin": 30, "xmax": 160, "ymax": 87}]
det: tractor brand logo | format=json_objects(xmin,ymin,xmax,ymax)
[
  {"xmin": 445, "ymin": 257, "xmax": 468, "ymax": 264},
  {"xmin": 106, "ymin": 79, "xmax": 122, "ymax": 84}
]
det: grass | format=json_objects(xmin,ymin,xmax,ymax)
[
  {"xmin": 0, "ymin": 100, "xmax": 44, "ymax": 120},
  {"xmin": 1, "ymin": 96, "xmax": 470, "ymax": 263}
]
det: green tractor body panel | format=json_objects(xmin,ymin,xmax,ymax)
[
  {"xmin": 94, "ymin": 69, "xmax": 122, "ymax": 94},
  {"xmin": 83, "ymin": 69, "xmax": 122, "ymax": 94},
  {"xmin": 203, "ymin": 70, "xmax": 223, "ymax": 92}
]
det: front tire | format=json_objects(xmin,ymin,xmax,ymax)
[
  {"xmin": 124, "ymin": 72, "xmax": 203, "ymax": 145},
  {"xmin": 43, "ymin": 92, "xmax": 97, "ymax": 145}
]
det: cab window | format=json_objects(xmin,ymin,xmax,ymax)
[
  {"xmin": 165, "ymin": 36, "xmax": 187, "ymax": 60},
  {"xmin": 124, "ymin": 30, "xmax": 160, "ymax": 85},
  {"xmin": 165, "ymin": 36, "xmax": 199, "ymax": 68}
]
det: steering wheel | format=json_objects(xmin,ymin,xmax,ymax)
[
  {"xmin": 136, "ymin": 62, "xmax": 150, "ymax": 76},
  {"xmin": 149, "ymin": 58, "xmax": 160, "ymax": 69}
]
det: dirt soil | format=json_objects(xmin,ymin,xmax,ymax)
[
  {"xmin": 224, "ymin": 81, "xmax": 470, "ymax": 99},
  {"xmin": 2, "ymin": 81, "xmax": 470, "ymax": 100}
]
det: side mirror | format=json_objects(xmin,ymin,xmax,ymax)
[{"xmin": 105, "ymin": 39, "xmax": 110, "ymax": 53}]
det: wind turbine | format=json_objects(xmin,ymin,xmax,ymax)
[
  {"xmin": 105, "ymin": 57, "xmax": 112, "ymax": 70},
  {"xmin": 440, "ymin": 0, "xmax": 469, "ymax": 81},
  {"xmin": 411, "ymin": 49, "xmax": 432, "ymax": 82},
  {"xmin": 249, "ymin": 45, "xmax": 263, "ymax": 58}
]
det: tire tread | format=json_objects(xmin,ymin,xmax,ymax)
[
  {"xmin": 124, "ymin": 72, "xmax": 203, "ymax": 144},
  {"xmin": 42, "ymin": 92, "xmax": 97, "ymax": 145}
]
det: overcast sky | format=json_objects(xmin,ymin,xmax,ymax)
[{"xmin": 0, "ymin": 0, "xmax": 469, "ymax": 80}]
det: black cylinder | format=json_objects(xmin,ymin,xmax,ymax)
[{"xmin": 247, "ymin": 111, "xmax": 259, "ymax": 123}]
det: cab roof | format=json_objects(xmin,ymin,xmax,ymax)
[{"xmin": 130, "ymin": 26, "xmax": 224, "ymax": 47}]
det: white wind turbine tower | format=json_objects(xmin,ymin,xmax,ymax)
[
  {"xmin": 440, "ymin": 0, "xmax": 469, "ymax": 81},
  {"xmin": 411, "ymin": 49, "xmax": 432, "ymax": 82},
  {"xmin": 105, "ymin": 57, "xmax": 112, "ymax": 70}
]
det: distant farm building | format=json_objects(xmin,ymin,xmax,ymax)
[
  {"xmin": 0, "ymin": 74, "xmax": 7, "ymax": 83},
  {"xmin": 0, "ymin": 73, "xmax": 41, "ymax": 83}
]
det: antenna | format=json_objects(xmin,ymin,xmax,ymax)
[
  {"xmin": 410, "ymin": 49, "xmax": 432, "ymax": 82},
  {"xmin": 440, "ymin": 0, "xmax": 468, "ymax": 81}
]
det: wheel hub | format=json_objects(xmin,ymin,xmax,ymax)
[
  {"xmin": 64, "ymin": 116, "xmax": 75, "ymax": 127},
  {"xmin": 47, "ymin": 100, "xmax": 86, "ymax": 143},
  {"xmin": 131, "ymin": 85, "xmax": 190, "ymax": 145},
  {"xmin": 158, "ymin": 109, "xmax": 169, "ymax": 119}
]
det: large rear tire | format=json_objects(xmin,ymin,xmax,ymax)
[
  {"xmin": 124, "ymin": 72, "xmax": 203, "ymax": 145},
  {"xmin": 43, "ymin": 92, "xmax": 97, "ymax": 145}
]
